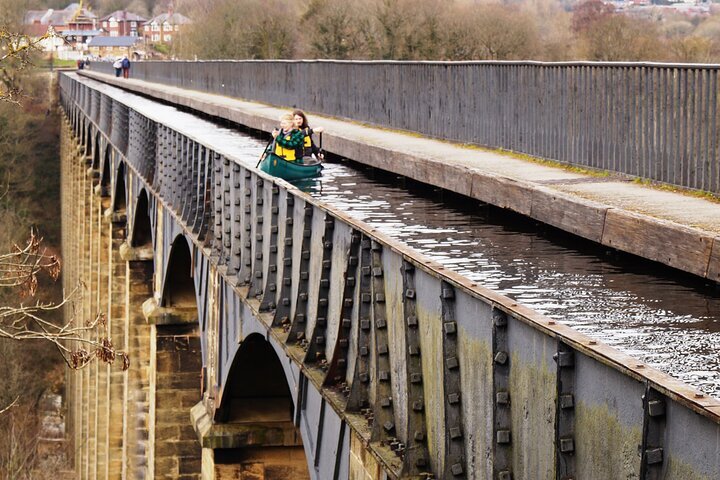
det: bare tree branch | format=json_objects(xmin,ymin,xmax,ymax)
[
  {"xmin": 0, "ymin": 231, "xmax": 130, "ymax": 374},
  {"xmin": 0, "ymin": 26, "xmax": 63, "ymax": 103},
  {"xmin": 0, "ymin": 396, "xmax": 18, "ymax": 415}
]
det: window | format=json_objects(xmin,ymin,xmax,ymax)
[
  {"xmin": 163, "ymin": 23, "xmax": 172, "ymax": 31},
  {"xmin": 109, "ymin": 20, "xmax": 118, "ymax": 27},
  {"xmin": 152, "ymin": 34, "xmax": 160, "ymax": 42},
  {"xmin": 110, "ymin": 31, "xmax": 118, "ymax": 37},
  {"xmin": 151, "ymin": 23, "xmax": 159, "ymax": 31},
  {"xmin": 164, "ymin": 34, "xmax": 171, "ymax": 42},
  {"xmin": 103, "ymin": 21, "xmax": 108, "ymax": 27},
  {"xmin": 174, "ymin": 25, "xmax": 179, "ymax": 31},
  {"xmin": 131, "ymin": 21, "xmax": 137, "ymax": 27}
]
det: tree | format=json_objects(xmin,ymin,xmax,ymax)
[
  {"xmin": 0, "ymin": 231, "xmax": 128, "ymax": 370},
  {"xmin": 444, "ymin": 3, "xmax": 540, "ymax": 60},
  {"xmin": 301, "ymin": 0, "xmax": 372, "ymax": 59}
]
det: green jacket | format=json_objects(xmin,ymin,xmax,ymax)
[{"xmin": 275, "ymin": 129, "xmax": 305, "ymax": 150}]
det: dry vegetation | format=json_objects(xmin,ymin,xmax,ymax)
[{"xmin": 172, "ymin": 0, "xmax": 720, "ymax": 63}]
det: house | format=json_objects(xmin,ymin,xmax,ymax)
[
  {"xmin": 87, "ymin": 36, "xmax": 143, "ymax": 59},
  {"xmin": 23, "ymin": 3, "xmax": 98, "ymax": 56},
  {"xmin": 62, "ymin": 29, "xmax": 104, "ymax": 51},
  {"xmin": 142, "ymin": 11, "xmax": 191, "ymax": 44},
  {"xmin": 23, "ymin": 3, "xmax": 97, "ymax": 34},
  {"xmin": 99, "ymin": 10, "xmax": 147, "ymax": 37}
]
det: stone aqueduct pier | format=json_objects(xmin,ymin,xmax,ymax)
[{"xmin": 59, "ymin": 69, "xmax": 720, "ymax": 480}]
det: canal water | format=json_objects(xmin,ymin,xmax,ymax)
[
  {"xmin": 80, "ymin": 77, "xmax": 720, "ymax": 398},
  {"xmin": 231, "ymin": 133, "xmax": 720, "ymax": 399}
]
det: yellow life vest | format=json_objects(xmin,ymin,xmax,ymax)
[{"xmin": 274, "ymin": 134, "xmax": 297, "ymax": 161}]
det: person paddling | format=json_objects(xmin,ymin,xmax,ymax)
[
  {"xmin": 271, "ymin": 113, "xmax": 305, "ymax": 162},
  {"xmin": 292, "ymin": 109, "xmax": 324, "ymax": 164}
]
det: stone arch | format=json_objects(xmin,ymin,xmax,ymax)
[
  {"xmin": 152, "ymin": 233, "xmax": 203, "ymax": 478},
  {"xmin": 216, "ymin": 333, "xmax": 294, "ymax": 423},
  {"xmin": 113, "ymin": 162, "xmax": 126, "ymax": 212},
  {"xmin": 84, "ymin": 122, "xmax": 92, "ymax": 156},
  {"xmin": 100, "ymin": 147, "xmax": 111, "ymax": 192},
  {"xmin": 92, "ymin": 132, "xmax": 101, "ymax": 170},
  {"xmin": 130, "ymin": 189, "xmax": 152, "ymax": 248},
  {"xmin": 162, "ymin": 235, "xmax": 197, "ymax": 309},
  {"xmin": 212, "ymin": 333, "xmax": 310, "ymax": 479}
]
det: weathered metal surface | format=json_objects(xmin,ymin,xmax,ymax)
[
  {"xmin": 61, "ymin": 73, "xmax": 720, "ymax": 479},
  {"xmin": 90, "ymin": 60, "xmax": 720, "ymax": 194}
]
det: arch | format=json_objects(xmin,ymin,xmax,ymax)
[
  {"xmin": 92, "ymin": 132, "xmax": 101, "ymax": 170},
  {"xmin": 101, "ymin": 147, "xmax": 111, "ymax": 191},
  {"xmin": 213, "ymin": 333, "xmax": 310, "ymax": 479},
  {"xmin": 131, "ymin": 189, "xmax": 152, "ymax": 248},
  {"xmin": 84, "ymin": 122, "xmax": 92, "ymax": 156},
  {"xmin": 216, "ymin": 333, "xmax": 293, "ymax": 423},
  {"xmin": 162, "ymin": 235, "xmax": 196, "ymax": 309},
  {"xmin": 113, "ymin": 162, "xmax": 126, "ymax": 212}
]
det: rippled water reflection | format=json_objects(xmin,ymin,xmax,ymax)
[{"xmin": 291, "ymin": 162, "xmax": 720, "ymax": 398}]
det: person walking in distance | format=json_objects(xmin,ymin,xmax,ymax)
[
  {"xmin": 121, "ymin": 55, "xmax": 131, "ymax": 79},
  {"xmin": 113, "ymin": 58, "xmax": 122, "ymax": 77}
]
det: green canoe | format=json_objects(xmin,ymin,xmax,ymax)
[{"xmin": 259, "ymin": 151, "xmax": 323, "ymax": 181}]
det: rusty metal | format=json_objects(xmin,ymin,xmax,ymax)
[
  {"xmin": 346, "ymin": 235, "xmax": 373, "ymax": 413},
  {"xmin": 286, "ymin": 201, "xmax": 313, "ymax": 346},
  {"xmin": 555, "ymin": 341, "xmax": 576, "ymax": 479},
  {"xmin": 370, "ymin": 240, "xmax": 396, "ymax": 446},
  {"xmin": 492, "ymin": 308, "xmax": 512, "ymax": 480},
  {"xmin": 304, "ymin": 214, "xmax": 335, "ymax": 365},
  {"xmin": 400, "ymin": 260, "xmax": 430, "ymax": 476},
  {"xmin": 324, "ymin": 229, "xmax": 360, "ymax": 391},
  {"xmin": 640, "ymin": 385, "xmax": 667, "ymax": 480},
  {"xmin": 260, "ymin": 185, "xmax": 280, "ymax": 311},
  {"xmin": 273, "ymin": 192, "xmax": 295, "ymax": 327},
  {"xmin": 248, "ymin": 177, "xmax": 264, "ymax": 298},
  {"xmin": 440, "ymin": 281, "xmax": 467, "ymax": 478}
]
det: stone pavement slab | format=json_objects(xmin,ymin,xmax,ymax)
[{"xmin": 80, "ymin": 70, "xmax": 720, "ymax": 281}]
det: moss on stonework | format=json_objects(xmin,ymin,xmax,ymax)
[{"xmin": 574, "ymin": 402, "xmax": 641, "ymax": 480}]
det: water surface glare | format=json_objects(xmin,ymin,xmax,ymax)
[{"xmin": 297, "ymin": 162, "xmax": 720, "ymax": 398}]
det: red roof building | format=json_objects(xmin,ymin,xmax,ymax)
[{"xmin": 99, "ymin": 10, "xmax": 147, "ymax": 37}]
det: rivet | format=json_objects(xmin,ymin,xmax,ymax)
[
  {"xmin": 496, "ymin": 430, "xmax": 511, "ymax": 444},
  {"xmin": 451, "ymin": 463, "xmax": 463, "ymax": 476},
  {"xmin": 448, "ymin": 392, "xmax": 460, "ymax": 404},
  {"xmin": 560, "ymin": 394, "xmax": 574, "ymax": 409},
  {"xmin": 446, "ymin": 356, "xmax": 459, "ymax": 370},
  {"xmin": 496, "ymin": 391, "xmax": 510, "ymax": 405},
  {"xmin": 444, "ymin": 321, "xmax": 457, "ymax": 335},
  {"xmin": 494, "ymin": 351, "xmax": 508, "ymax": 365},
  {"xmin": 645, "ymin": 448, "xmax": 663, "ymax": 465},
  {"xmin": 558, "ymin": 438, "xmax": 575, "ymax": 454},
  {"xmin": 648, "ymin": 400, "xmax": 665, "ymax": 417}
]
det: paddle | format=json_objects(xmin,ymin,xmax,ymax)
[
  {"xmin": 318, "ymin": 132, "xmax": 324, "ymax": 160},
  {"xmin": 255, "ymin": 137, "xmax": 274, "ymax": 168}
]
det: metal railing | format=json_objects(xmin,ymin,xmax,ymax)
[{"xmin": 90, "ymin": 59, "xmax": 720, "ymax": 194}]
